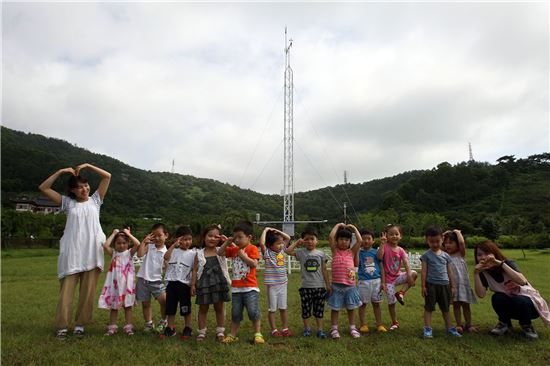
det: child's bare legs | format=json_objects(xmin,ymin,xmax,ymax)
[
  {"xmin": 347, "ymin": 308, "xmax": 356, "ymax": 328},
  {"xmin": 372, "ymin": 302, "xmax": 383, "ymax": 325},
  {"xmin": 400, "ymin": 271, "xmax": 418, "ymax": 293},
  {"xmin": 359, "ymin": 304, "xmax": 367, "ymax": 327},
  {"xmin": 268, "ymin": 311, "xmax": 277, "ymax": 331},
  {"xmin": 462, "ymin": 303, "xmax": 472, "ymax": 327},
  {"xmin": 167, "ymin": 314, "xmax": 176, "ymax": 328},
  {"xmin": 214, "ymin": 302, "xmax": 225, "ymax": 329},
  {"xmin": 142, "ymin": 301, "xmax": 152, "ymax": 323},
  {"xmin": 388, "ymin": 303, "xmax": 398, "ymax": 324},
  {"xmin": 124, "ymin": 307, "xmax": 133, "ymax": 325},
  {"xmin": 303, "ymin": 318, "xmax": 310, "ymax": 330},
  {"xmin": 331, "ymin": 309, "xmax": 339, "ymax": 328},
  {"xmin": 442, "ymin": 311, "xmax": 452, "ymax": 329},
  {"xmin": 453, "ymin": 302, "xmax": 462, "ymax": 327},
  {"xmin": 157, "ymin": 292, "xmax": 166, "ymax": 320},
  {"xmin": 184, "ymin": 313, "xmax": 192, "ymax": 329},
  {"xmin": 109, "ymin": 309, "xmax": 118, "ymax": 325},
  {"xmin": 198, "ymin": 304, "xmax": 209, "ymax": 330},
  {"xmin": 230, "ymin": 321, "xmax": 240, "ymax": 337},
  {"xmin": 252, "ymin": 319, "xmax": 261, "ymax": 334},
  {"xmin": 424, "ymin": 310, "xmax": 432, "ymax": 327},
  {"xmin": 280, "ymin": 309, "xmax": 288, "ymax": 330},
  {"xmin": 315, "ymin": 317, "xmax": 323, "ymax": 331}
]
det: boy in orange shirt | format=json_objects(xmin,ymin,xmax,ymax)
[{"xmin": 217, "ymin": 220, "xmax": 264, "ymax": 344}]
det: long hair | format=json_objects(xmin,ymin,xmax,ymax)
[{"xmin": 199, "ymin": 224, "xmax": 222, "ymax": 248}]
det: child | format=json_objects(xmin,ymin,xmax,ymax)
[
  {"xmin": 420, "ymin": 226, "xmax": 461, "ymax": 338},
  {"xmin": 162, "ymin": 226, "xmax": 197, "ymax": 340},
  {"xmin": 136, "ymin": 223, "xmax": 169, "ymax": 333},
  {"xmin": 443, "ymin": 229, "xmax": 477, "ymax": 333},
  {"xmin": 286, "ymin": 225, "xmax": 331, "ymax": 339},
  {"xmin": 99, "ymin": 228, "xmax": 140, "ymax": 336},
  {"xmin": 218, "ymin": 220, "xmax": 264, "ymax": 344},
  {"xmin": 191, "ymin": 224, "xmax": 231, "ymax": 341},
  {"xmin": 39, "ymin": 163, "xmax": 111, "ymax": 339},
  {"xmin": 377, "ymin": 224, "xmax": 417, "ymax": 331},
  {"xmin": 327, "ymin": 223, "xmax": 363, "ymax": 339},
  {"xmin": 357, "ymin": 228, "xmax": 387, "ymax": 333},
  {"xmin": 259, "ymin": 227, "xmax": 292, "ymax": 337}
]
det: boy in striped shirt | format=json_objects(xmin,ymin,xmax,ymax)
[{"xmin": 259, "ymin": 227, "xmax": 292, "ymax": 337}]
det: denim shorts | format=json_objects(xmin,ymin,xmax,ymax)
[
  {"xmin": 328, "ymin": 283, "xmax": 362, "ymax": 311},
  {"xmin": 136, "ymin": 277, "xmax": 166, "ymax": 302},
  {"xmin": 231, "ymin": 290, "xmax": 261, "ymax": 322}
]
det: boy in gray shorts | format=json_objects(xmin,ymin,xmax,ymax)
[{"xmin": 136, "ymin": 223, "xmax": 168, "ymax": 333}]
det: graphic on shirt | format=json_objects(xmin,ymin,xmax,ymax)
[
  {"xmin": 232, "ymin": 257, "xmax": 250, "ymax": 280},
  {"xmin": 363, "ymin": 256, "xmax": 376, "ymax": 276},
  {"xmin": 167, "ymin": 262, "xmax": 192, "ymax": 282},
  {"xmin": 388, "ymin": 252, "xmax": 402, "ymax": 274},
  {"xmin": 276, "ymin": 252, "xmax": 285, "ymax": 266},
  {"xmin": 305, "ymin": 258, "xmax": 320, "ymax": 272},
  {"xmin": 348, "ymin": 268, "xmax": 356, "ymax": 281}
]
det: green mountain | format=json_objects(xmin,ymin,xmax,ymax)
[{"xmin": 2, "ymin": 126, "xmax": 549, "ymax": 238}]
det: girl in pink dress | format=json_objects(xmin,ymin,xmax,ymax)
[{"xmin": 99, "ymin": 228, "xmax": 140, "ymax": 335}]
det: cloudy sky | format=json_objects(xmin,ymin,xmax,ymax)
[{"xmin": 3, "ymin": 1, "xmax": 548, "ymax": 194}]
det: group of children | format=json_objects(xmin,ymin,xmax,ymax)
[{"xmin": 98, "ymin": 220, "xmax": 478, "ymax": 342}]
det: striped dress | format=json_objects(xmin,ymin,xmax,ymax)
[
  {"xmin": 263, "ymin": 248, "xmax": 288, "ymax": 285},
  {"xmin": 331, "ymin": 249, "xmax": 356, "ymax": 285}
]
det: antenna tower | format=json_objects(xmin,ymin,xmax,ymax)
[
  {"xmin": 468, "ymin": 142, "xmax": 474, "ymax": 162},
  {"xmin": 283, "ymin": 27, "xmax": 294, "ymax": 234}
]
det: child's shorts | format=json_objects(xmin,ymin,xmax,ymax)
[
  {"xmin": 328, "ymin": 283, "xmax": 362, "ymax": 311},
  {"xmin": 267, "ymin": 283, "xmax": 288, "ymax": 312},
  {"xmin": 136, "ymin": 277, "xmax": 166, "ymax": 302},
  {"xmin": 424, "ymin": 282, "xmax": 451, "ymax": 312},
  {"xmin": 299, "ymin": 287, "xmax": 327, "ymax": 319},
  {"xmin": 166, "ymin": 281, "xmax": 192, "ymax": 316},
  {"xmin": 386, "ymin": 272, "xmax": 409, "ymax": 305},
  {"xmin": 231, "ymin": 290, "xmax": 261, "ymax": 322},
  {"xmin": 358, "ymin": 279, "xmax": 383, "ymax": 304}
]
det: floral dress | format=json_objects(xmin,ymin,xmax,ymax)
[{"xmin": 98, "ymin": 250, "xmax": 136, "ymax": 309}]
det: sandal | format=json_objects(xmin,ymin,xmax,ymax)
[
  {"xmin": 389, "ymin": 322, "xmax": 400, "ymax": 331},
  {"xmin": 197, "ymin": 329, "xmax": 207, "ymax": 341},
  {"xmin": 281, "ymin": 328, "xmax": 293, "ymax": 337},
  {"xmin": 253, "ymin": 333, "xmax": 265, "ymax": 345},
  {"xmin": 330, "ymin": 328, "xmax": 340, "ymax": 340},
  {"xmin": 123, "ymin": 324, "xmax": 134, "ymax": 336},
  {"xmin": 216, "ymin": 327, "xmax": 225, "ymax": 341},
  {"xmin": 350, "ymin": 327, "xmax": 360, "ymax": 339},
  {"xmin": 271, "ymin": 329, "xmax": 282, "ymax": 337},
  {"xmin": 221, "ymin": 334, "xmax": 239, "ymax": 344}
]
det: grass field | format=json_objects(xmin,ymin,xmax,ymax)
[{"xmin": 2, "ymin": 248, "xmax": 550, "ymax": 366}]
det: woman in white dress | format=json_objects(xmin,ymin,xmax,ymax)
[{"xmin": 39, "ymin": 163, "xmax": 111, "ymax": 339}]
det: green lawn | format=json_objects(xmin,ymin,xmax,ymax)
[{"xmin": 2, "ymin": 248, "xmax": 550, "ymax": 365}]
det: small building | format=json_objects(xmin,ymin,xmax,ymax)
[{"xmin": 12, "ymin": 196, "xmax": 61, "ymax": 214}]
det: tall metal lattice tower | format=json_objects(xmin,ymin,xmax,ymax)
[
  {"xmin": 468, "ymin": 142, "xmax": 474, "ymax": 162},
  {"xmin": 283, "ymin": 28, "xmax": 294, "ymax": 233}
]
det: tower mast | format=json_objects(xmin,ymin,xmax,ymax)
[{"xmin": 283, "ymin": 27, "xmax": 294, "ymax": 235}]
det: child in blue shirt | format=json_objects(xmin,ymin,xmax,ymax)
[{"xmin": 357, "ymin": 229, "xmax": 387, "ymax": 333}]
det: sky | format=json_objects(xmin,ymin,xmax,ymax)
[{"xmin": 3, "ymin": 1, "xmax": 549, "ymax": 194}]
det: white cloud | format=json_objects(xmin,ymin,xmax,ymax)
[{"xmin": 3, "ymin": 1, "xmax": 548, "ymax": 195}]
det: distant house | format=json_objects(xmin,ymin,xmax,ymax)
[{"xmin": 12, "ymin": 196, "xmax": 61, "ymax": 214}]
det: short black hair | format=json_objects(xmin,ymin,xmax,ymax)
[
  {"xmin": 233, "ymin": 220, "xmax": 253, "ymax": 236},
  {"xmin": 425, "ymin": 226, "xmax": 442, "ymax": 237},
  {"xmin": 151, "ymin": 222, "xmax": 168, "ymax": 235},
  {"xmin": 175, "ymin": 225, "xmax": 193, "ymax": 238},
  {"xmin": 359, "ymin": 228, "xmax": 375, "ymax": 237},
  {"xmin": 336, "ymin": 228, "xmax": 353, "ymax": 240},
  {"xmin": 301, "ymin": 225, "xmax": 318, "ymax": 239},
  {"xmin": 266, "ymin": 231, "xmax": 282, "ymax": 247}
]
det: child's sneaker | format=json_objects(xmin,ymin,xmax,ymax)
[
  {"xmin": 395, "ymin": 291, "xmax": 405, "ymax": 305},
  {"xmin": 253, "ymin": 333, "xmax": 265, "ymax": 345},
  {"xmin": 55, "ymin": 329, "xmax": 68, "ymax": 340},
  {"xmin": 423, "ymin": 326, "xmax": 433, "ymax": 339},
  {"xmin": 330, "ymin": 328, "xmax": 340, "ymax": 340},
  {"xmin": 489, "ymin": 322, "xmax": 509, "ymax": 336},
  {"xmin": 105, "ymin": 324, "xmax": 118, "ymax": 336},
  {"xmin": 350, "ymin": 327, "xmax": 360, "ymax": 339},
  {"xmin": 359, "ymin": 325, "xmax": 370, "ymax": 333},
  {"xmin": 281, "ymin": 328, "xmax": 293, "ymax": 337},
  {"xmin": 160, "ymin": 326, "xmax": 176, "ymax": 339},
  {"xmin": 303, "ymin": 328, "xmax": 312, "ymax": 337},
  {"xmin": 271, "ymin": 329, "xmax": 282, "ymax": 337},
  {"xmin": 389, "ymin": 322, "xmax": 400, "ymax": 331},
  {"xmin": 123, "ymin": 324, "xmax": 134, "ymax": 336},
  {"xmin": 180, "ymin": 326, "xmax": 192, "ymax": 340},
  {"xmin": 143, "ymin": 321, "xmax": 154, "ymax": 333},
  {"xmin": 447, "ymin": 327, "xmax": 462, "ymax": 337},
  {"xmin": 221, "ymin": 335, "xmax": 239, "ymax": 344},
  {"xmin": 377, "ymin": 325, "xmax": 388, "ymax": 333},
  {"xmin": 316, "ymin": 330, "xmax": 327, "ymax": 339},
  {"xmin": 73, "ymin": 327, "xmax": 85, "ymax": 338},
  {"xmin": 521, "ymin": 324, "xmax": 539, "ymax": 339},
  {"xmin": 155, "ymin": 319, "xmax": 167, "ymax": 333}
]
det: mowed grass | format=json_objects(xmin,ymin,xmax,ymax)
[{"xmin": 2, "ymin": 248, "xmax": 550, "ymax": 366}]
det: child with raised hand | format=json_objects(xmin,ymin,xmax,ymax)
[
  {"xmin": 136, "ymin": 223, "xmax": 169, "ymax": 333},
  {"xmin": 191, "ymin": 224, "xmax": 231, "ymax": 342},
  {"xmin": 259, "ymin": 227, "xmax": 292, "ymax": 337},
  {"xmin": 327, "ymin": 223, "xmax": 363, "ymax": 339},
  {"xmin": 218, "ymin": 220, "xmax": 264, "ymax": 345},
  {"xmin": 286, "ymin": 226, "xmax": 331, "ymax": 339},
  {"xmin": 443, "ymin": 229, "xmax": 477, "ymax": 334},
  {"xmin": 161, "ymin": 226, "xmax": 197, "ymax": 340},
  {"xmin": 377, "ymin": 224, "xmax": 418, "ymax": 331},
  {"xmin": 357, "ymin": 228, "xmax": 387, "ymax": 333},
  {"xmin": 39, "ymin": 163, "xmax": 111, "ymax": 339},
  {"xmin": 421, "ymin": 226, "xmax": 461, "ymax": 338},
  {"xmin": 99, "ymin": 228, "xmax": 139, "ymax": 336}
]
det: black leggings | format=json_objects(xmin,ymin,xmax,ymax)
[{"xmin": 492, "ymin": 292, "xmax": 539, "ymax": 326}]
